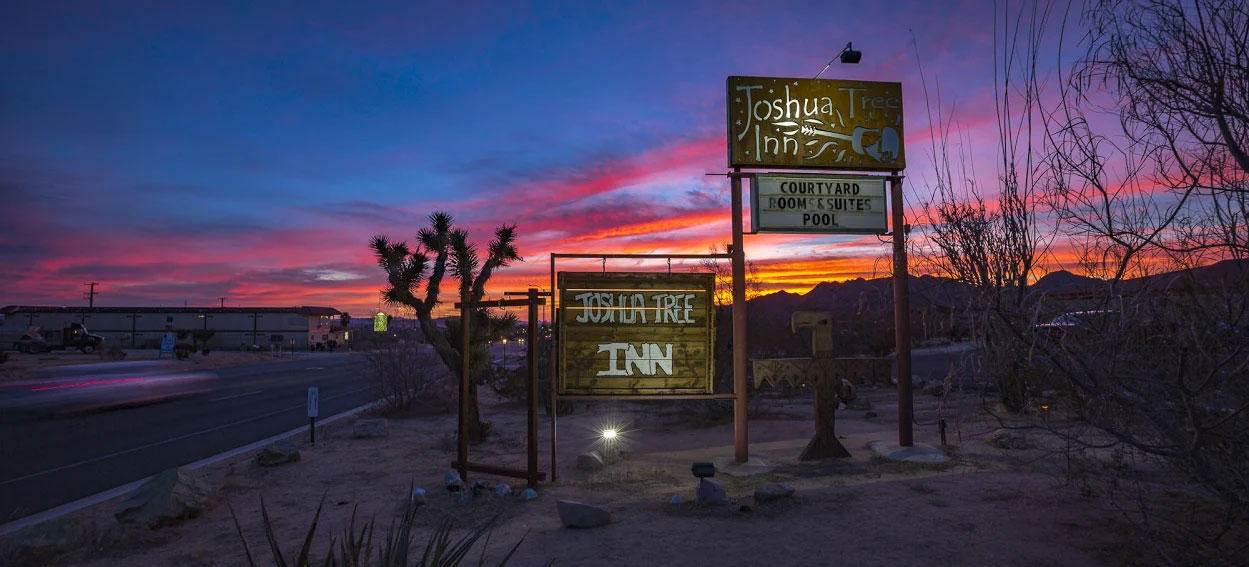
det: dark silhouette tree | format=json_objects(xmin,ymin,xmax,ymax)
[{"xmin": 371, "ymin": 212, "xmax": 520, "ymax": 443}]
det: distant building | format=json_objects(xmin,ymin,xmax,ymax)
[{"xmin": 0, "ymin": 305, "xmax": 347, "ymax": 350}]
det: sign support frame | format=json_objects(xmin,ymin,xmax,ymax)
[{"xmin": 547, "ymin": 250, "xmax": 742, "ymax": 480}]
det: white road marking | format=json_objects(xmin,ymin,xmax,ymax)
[{"xmin": 206, "ymin": 390, "xmax": 262, "ymax": 402}]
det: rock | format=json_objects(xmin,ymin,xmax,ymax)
[
  {"xmin": 457, "ymin": 493, "xmax": 472, "ymax": 504},
  {"xmin": 352, "ymin": 418, "xmax": 389, "ymax": 438},
  {"xmin": 495, "ymin": 483, "xmax": 511, "ymax": 497},
  {"xmin": 10, "ymin": 518, "xmax": 83, "ymax": 554},
  {"xmin": 444, "ymin": 469, "xmax": 463, "ymax": 491},
  {"xmin": 846, "ymin": 396, "xmax": 872, "ymax": 411},
  {"xmin": 576, "ymin": 451, "xmax": 605, "ymax": 471},
  {"xmin": 520, "ymin": 488, "xmax": 538, "ymax": 501},
  {"xmin": 669, "ymin": 495, "xmax": 683, "ymax": 504},
  {"xmin": 864, "ymin": 411, "xmax": 879, "ymax": 419},
  {"xmin": 411, "ymin": 488, "xmax": 428, "ymax": 505},
  {"xmin": 557, "ymin": 500, "xmax": 612, "ymax": 528},
  {"xmin": 754, "ymin": 483, "xmax": 795, "ymax": 503},
  {"xmin": 987, "ymin": 428, "xmax": 1029, "ymax": 450},
  {"xmin": 115, "ymin": 468, "xmax": 212, "ymax": 527},
  {"xmin": 254, "ymin": 440, "xmax": 300, "ymax": 467},
  {"xmin": 738, "ymin": 505, "xmax": 752, "ymax": 512},
  {"xmin": 696, "ymin": 478, "xmax": 727, "ymax": 506}
]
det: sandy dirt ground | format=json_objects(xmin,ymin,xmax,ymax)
[
  {"xmin": 0, "ymin": 349, "xmax": 310, "ymax": 382},
  {"xmin": 0, "ymin": 382, "xmax": 1209, "ymax": 566}
]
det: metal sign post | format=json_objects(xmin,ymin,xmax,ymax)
[
  {"xmin": 307, "ymin": 386, "xmax": 319, "ymax": 445},
  {"xmin": 890, "ymin": 174, "xmax": 913, "ymax": 447}
]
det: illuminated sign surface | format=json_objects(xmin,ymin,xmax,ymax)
[
  {"xmin": 373, "ymin": 311, "xmax": 388, "ymax": 332},
  {"xmin": 727, "ymin": 76, "xmax": 904, "ymax": 171},
  {"xmin": 558, "ymin": 272, "xmax": 715, "ymax": 395},
  {"xmin": 751, "ymin": 173, "xmax": 888, "ymax": 234}
]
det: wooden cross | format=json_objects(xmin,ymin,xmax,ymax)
[{"xmin": 751, "ymin": 311, "xmax": 889, "ymax": 460}]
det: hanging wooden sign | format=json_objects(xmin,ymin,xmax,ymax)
[{"xmin": 558, "ymin": 272, "xmax": 715, "ymax": 395}]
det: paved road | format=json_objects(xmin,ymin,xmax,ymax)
[{"xmin": 0, "ymin": 352, "xmax": 374, "ymax": 524}]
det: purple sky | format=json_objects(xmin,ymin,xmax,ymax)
[{"xmin": 1, "ymin": 1, "xmax": 1069, "ymax": 317}]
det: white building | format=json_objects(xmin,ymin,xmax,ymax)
[{"xmin": 0, "ymin": 305, "xmax": 348, "ymax": 350}]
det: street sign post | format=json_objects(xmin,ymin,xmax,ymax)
[
  {"xmin": 307, "ymin": 386, "xmax": 319, "ymax": 445},
  {"xmin": 159, "ymin": 332, "xmax": 175, "ymax": 358}
]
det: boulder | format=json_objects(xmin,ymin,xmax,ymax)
[
  {"xmin": 410, "ymin": 488, "xmax": 428, "ymax": 505},
  {"xmin": 520, "ymin": 488, "xmax": 538, "ymax": 501},
  {"xmin": 696, "ymin": 478, "xmax": 728, "ymax": 506},
  {"xmin": 254, "ymin": 440, "xmax": 300, "ymax": 466},
  {"xmin": 576, "ymin": 451, "xmax": 605, "ymax": 471},
  {"xmin": 987, "ymin": 428, "xmax": 1029, "ymax": 450},
  {"xmin": 846, "ymin": 396, "xmax": 872, "ymax": 411},
  {"xmin": 494, "ymin": 483, "xmax": 511, "ymax": 497},
  {"xmin": 353, "ymin": 418, "xmax": 389, "ymax": 438},
  {"xmin": 10, "ymin": 518, "xmax": 83, "ymax": 554},
  {"xmin": 444, "ymin": 469, "xmax": 463, "ymax": 491},
  {"xmin": 115, "ymin": 468, "xmax": 212, "ymax": 527},
  {"xmin": 557, "ymin": 500, "xmax": 612, "ymax": 528},
  {"xmin": 754, "ymin": 483, "xmax": 795, "ymax": 504}
]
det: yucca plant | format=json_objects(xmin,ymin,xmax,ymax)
[{"xmin": 230, "ymin": 490, "xmax": 549, "ymax": 566}]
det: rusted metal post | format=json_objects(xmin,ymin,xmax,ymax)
[
  {"xmin": 458, "ymin": 290, "xmax": 471, "ymax": 480},
  {"xmin": 731, "ymin": 167, "xmax": 749, "ymax": 463},
  {"xmin": 526, "ymin": 287, "xmax": 540, "ymax": 489},
  {"xmin": 549, "ymin": 256, "xmax": 558, "ymax": 483},
  {"xmin": 890, "ymin": 174, "xmax": 914, "ymax": 447}
]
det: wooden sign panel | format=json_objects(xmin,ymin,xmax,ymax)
[
  {"xmin": 727, "ymin": 76, "xmax": 904, "ymax": 171},
  {"xmin": 558, "ymin": 272, "xmax": 715, "ymax": 395},
  {"xmin": 751, "ymin": 173, "xmax": 888, "ymax": 234}
]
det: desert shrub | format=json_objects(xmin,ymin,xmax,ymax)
[
  {"xmin": 97, "ymin": 346, "xmax": 127, "ymax": 361},
  {"xmin": 173, "ymin": 343, "xmax": 194, "ymax": 359},
  {"xmin": 230, "ymin": 491, "xmax": 546, "ymax": 566},
  {"xmin": 201, "ymin": 348, "xmax": 211, "ymax": 356},
  {"xmin": 363, "ymin": 340, "xmax": 452, "ymax": 412},
  {"xmin": 0, "ymin": 351, "xmax": 7, "ymax": 364}
]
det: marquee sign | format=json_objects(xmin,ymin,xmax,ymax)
[
  {"xmin": 727, "ymin": 76, "xmax": 904, "ymax": 171},
  {"xmin": 558, "ymin": 272, "xmax": 715, "ymax": 395},
  {"xmin": 750, "ymin": 173, "xmax": 888, "ymax": 234}
]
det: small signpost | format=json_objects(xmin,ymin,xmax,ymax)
[
  {"xmin": 159, "ymin": 332, "xmax": 175, "ymax": 358},
  {"xmin": 306, "ymin": 386, "xmax": 319, "ymax": 445}
]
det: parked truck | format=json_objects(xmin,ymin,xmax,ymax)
[{"xmin": 0, "ymin": 323, "xmax": 104, "ymax": 354}]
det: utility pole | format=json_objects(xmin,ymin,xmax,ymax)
[
  {"xmin": 83, "ymin": 282, "xmax": 98, "ymax": 307},
  {"xmin": 219, "ymin": 297, "xmax": 227, "ymax": 308}
]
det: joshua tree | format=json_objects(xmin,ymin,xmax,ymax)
[{"xmin": 371, "ymin": 212, "xmax": 520, "ymax": 443}]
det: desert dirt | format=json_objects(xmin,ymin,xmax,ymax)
[{"xmin": 1, "ymin": 380, "xmax": 1195, "ymax": 566}]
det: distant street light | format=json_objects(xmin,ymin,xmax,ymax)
[
  {"xmin": 814, "ymin": 41, "xmax": 862, "ymax": 78},
  {"xmin": 502, "ymin": 337, "xmax": 508, "ymax": 368}
]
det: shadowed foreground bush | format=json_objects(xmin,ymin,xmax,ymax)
[{"xmin": 230, "ymin": 491, "xmax": 553, "ymax": 566}]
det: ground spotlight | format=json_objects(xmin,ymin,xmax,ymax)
[{"xmin": 601, "ymin": 428, "xmax": 619, "ymax": 441}]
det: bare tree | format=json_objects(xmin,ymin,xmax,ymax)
[
  {"xmin": 371, "ymin": 212, "xmax": 520, "ymax": 443},
  {"xmin": 1030, "ymin": 1, "xmax": 1249, "ymax": 561},
  {"xmin": 913, "ymin": 1, "xmax": 1055, "ymax": 411}
]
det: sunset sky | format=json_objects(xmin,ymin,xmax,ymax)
[{"xmin": 0, "ymin": 1, "xmax": 1075, "ymax": 318}]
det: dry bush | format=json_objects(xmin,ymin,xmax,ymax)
[{"xmin": 362, "ymin": 340, "xmax": 453, "ymax": 413}]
